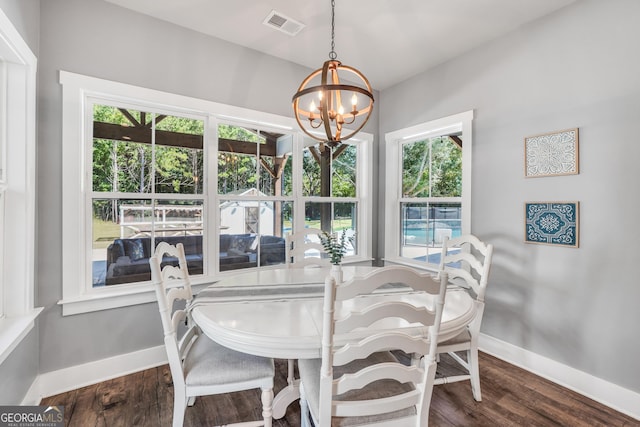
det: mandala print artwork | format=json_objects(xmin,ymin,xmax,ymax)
[
  {"xmin": 525, "ymin": 128, "xmax": 578, "ymax": 177},
  {"xmin": 525, "ymin": 202, "xmax": 579, "ymax": 247}
]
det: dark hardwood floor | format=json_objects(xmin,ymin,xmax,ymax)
[{"xmin": 41, "ymin": 352, "xmax": 639, "ymax": 427}]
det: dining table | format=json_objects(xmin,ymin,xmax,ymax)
[{"xmin": 189, "ymin": 265, "xmax": 476, "ymax": 419}]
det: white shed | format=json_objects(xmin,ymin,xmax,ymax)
[{"xmin": 220, "ymin": 188, "xmax": 275, "ymax": 235}]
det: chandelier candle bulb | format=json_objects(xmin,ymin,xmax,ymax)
[{"xmin": 309, "ymin": 101, "xmax": 316, "ymax": 120}]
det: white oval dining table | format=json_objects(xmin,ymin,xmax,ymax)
[{"xmin": 189, "ymin": 265, "xmax": 477, "ymax": 419}]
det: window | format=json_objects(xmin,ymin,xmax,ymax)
[
  {"xmin": 90, "ymin": 102, "xmax": 205, "ymax": 287},
  {"xmin": 0, "ymin": 8, "xmax": 40, "ymax": 365},
  {"xmin": 216, "ymin": 123, "xmax": 293, "ymax": 271},
  {"xmin": 384, "ymin": 111, "xmax": 473, "ymax": 268},
  {"xmin": 60, "ymin": 71, "xmax": 373, "ymax": 315},
  {"xmin": 0, "ymin": 59, "xmax": 5, "ymax": 319},
  {"xmin": 298, "ymin": 139, "xmax": 363, "ymax": 257}
]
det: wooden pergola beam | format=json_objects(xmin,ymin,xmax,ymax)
[
  {"xmin": 94, "ymin": 121, "xmax": 203, "ymax": 149},
  {"xmin": 93, "ymin": 122, "xmax": 277, "ymax": 156},
  {"xmin": 332, "ymin": 144, "xmax": 349, "ymax": 160},
  {"xmin": 450, "ymin": 135, "xmax": 463, "ymax": 149},
  {"xmin": 218, "ymin": 138, "xmax": 276, "ymax": 156},
  {"xmin": 260, "ymin": 155, "xmax": 289, "ymax": 179}
]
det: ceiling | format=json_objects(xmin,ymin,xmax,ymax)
[{"xmin": 103, "ymin": 0, "xmax": 577, "ymax": 90}]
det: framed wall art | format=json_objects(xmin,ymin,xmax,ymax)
[
  {"xmin": 525, "ymin": 201, "xmax": 579, "ymax": 247},
  {"xmin": 524, "ymin": 128, "xmax": 579, "ymax": 177}
]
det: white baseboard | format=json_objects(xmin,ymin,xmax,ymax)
[
  {"xmin": 479, "ymin": 333, "xmax": 640, "ymax": 421},
  {"xmin": 22, "ymin": 345, "xmax": 167, "ymax": 404}
]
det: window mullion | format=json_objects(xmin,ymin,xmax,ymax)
[{"xmin": 150, "ymin": 113, "xmax": 156, "ymax": 243}]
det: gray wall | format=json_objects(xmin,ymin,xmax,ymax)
[
  {"xmin": 36, "ymin": 0, "xmax": 378, "ymax": 374},
  {"xmin": 379, "ymin": 0, "xmax": 640, "ymax": 393},
  {"xmin": 0, "ymin": 0, "xmax": 40, "ymax": 405}
]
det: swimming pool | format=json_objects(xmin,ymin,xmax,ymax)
[{"xmin": 402, "ymin": 223, "xmax": 461, "ymax": 245}]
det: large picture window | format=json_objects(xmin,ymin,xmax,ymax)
[
  {"xmin": 299, "ymin": 140, "xmax": 361, "ymax": 257},
  {"xmin": 384, "ymin": 111, "xmax": 473, "ymax": 268},
  {"xmin": 90, "ymin": 102, "xmax": 205, "ymax": 287},
  {"xmin": 216, "ymin": 124, "xmax": 293, "ymax": 271},
  {"xmin": 60, "ymin": 71, "xmax": 372, "ymax": 314}
]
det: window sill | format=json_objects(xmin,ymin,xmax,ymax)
[
  {"xmin": 59, "ymin": 277, "xmax": 215, "ymax": 316},
  {"xmin": 0, "ymin": 308, "xmax": 44, "ymax": 365}
]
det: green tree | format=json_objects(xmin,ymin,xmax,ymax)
[
  {"xmin": 217, "ymin": 124, "xmax": 262, "ymax": 194},
  {"xmin": 92, "ymin": 105, "xmax": 204, "ymax": 220},
  {"xmin": 402, "ymin": 136, "xmax": 461, "ymax": 198}
]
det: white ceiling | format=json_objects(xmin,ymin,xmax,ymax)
[{"xmin": 103, "ymin": 0, "xmax": 577, "ymax": 90}]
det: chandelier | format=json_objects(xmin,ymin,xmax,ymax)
[{"xmin": 292, "ymin": 0, "xmax": 374, "ymax": 148}]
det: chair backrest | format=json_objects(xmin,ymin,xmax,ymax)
[
  {"xmin": 439, "ymin": 234, "xmax": 493, "ymax": 303},
  {"xmin": 285, "ymin": 228, "xmax": 330, "ymax": 268},
  {"xmin": 149, "ymin": 241, "xmax": 195, "ymax": 392},
  {"xmin": 318, "ymin": 265, "xmax": 448, "ymax": 425}
]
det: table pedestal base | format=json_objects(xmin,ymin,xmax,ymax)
[{"xmin": 272, "ymin": 380, "xmax": 300, "ymax": 419}]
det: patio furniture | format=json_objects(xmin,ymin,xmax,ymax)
[{"xmin": 106, "ymin": 233, "xmax": 286, "ymax": 285}]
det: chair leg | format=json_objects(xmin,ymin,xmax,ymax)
[
  {"xmin": 261, "ymin": 386, "xmax": 274, "ymax": 427},
  {"xmin": 287, "ymin": 359, "xmax": 295, "ymax": 385},
  {"xmin": 468, "ymin": 347, "xmax": 482, "ymax": 401},
  {"xmin": 299, "ymin": 382, "xmax": 310, "ymax": 427},
  {"xmin": 173, "ymin": 395, "xmax": 187, "ymax": 427}
]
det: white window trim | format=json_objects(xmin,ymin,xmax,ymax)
[
  {"xmin": 383, "ymin": 110, "xmax": 473, "ymax": 268},
  {"xmin": 0, "ymin": 7, "xmax": 42, "ymax": 366},
  {"xmin": 59, "ymin": 71, "xmax": 373, "ymax": 315}
]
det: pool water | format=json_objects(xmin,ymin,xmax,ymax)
[{"xmin": 402, "ymin": 227, "xmax": 462, "ymax": 245}]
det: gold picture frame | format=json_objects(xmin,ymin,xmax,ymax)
[{"xmin": 524, "ymin": 128, "xmax": 579, "ymax": 177}]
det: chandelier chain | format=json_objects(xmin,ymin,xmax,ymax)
[{"xmin": 329, "ymin": 0, "xmax": 337, "ymax": 60}]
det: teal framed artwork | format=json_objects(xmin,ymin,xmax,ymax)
[{"xmin": 525, "ymin": 202, "xmax": 579, "ymax": 247}]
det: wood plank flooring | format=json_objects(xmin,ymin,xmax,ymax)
[{"xmin": 41, "ymin": 352, "xmax": 639, "ymax": 426}]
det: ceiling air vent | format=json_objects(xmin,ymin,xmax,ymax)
[{"xmin": 263, "ymin": 10, "xmax": 305, "ymax": 36}]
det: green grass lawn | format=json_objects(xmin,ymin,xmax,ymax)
[
  {"xmin": 304, "ymin": 219, "xmax": 353, "ymax": 231},
  {"xmin": 92, "ymin": 218, "xmax": 121, "ymax": 249}
]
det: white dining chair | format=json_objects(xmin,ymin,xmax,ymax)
[
  {"xmin": 150, "ymin": 241, "xmax": 275, "ymax": 427},
  {"xmin": 298, "ymin": 265, "xmax": 448, "ymax": 427},
  {"xmin": 435, "ymin": 234, "xmax": 493, "ymax": 401},
  {"xmin": 286, "ymin": 228, "xmax": 331, "ymax": 267},
  {"xmin": 283, "ymin": 228, "xmax": 332, "ymax": 406}
]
